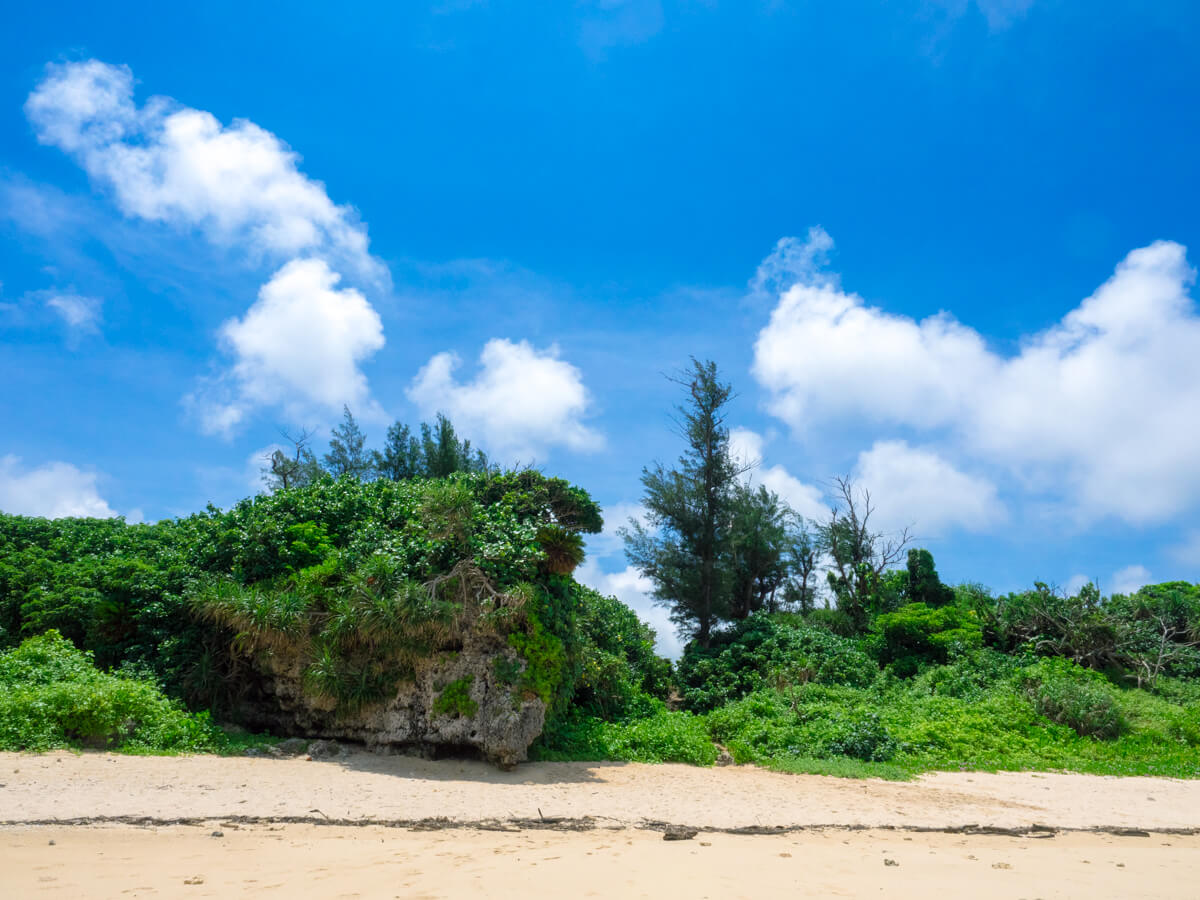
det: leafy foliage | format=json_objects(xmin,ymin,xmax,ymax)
[
  {"xmin": 676, "ymin": 612, "xmax": 876, "ymax": 712},
  {"xmin": 1020, "ymin": 659, "xmax": 1126, "ymax": 739},
  {"xmin": 433, "ymin": 675, "xmax": 478, "ymax": 718},
  {"xmin": 0, "ymin": 631, "xmax": 235, "ymax": 753},
  {"xmin": 535, "ymin": 705, "xmax": 718, "ymax": 766},
  {"xmin": 870, "ymin": 603, "xmax": 983, "ymax": 677},
  {"xmin": 572, "ymin": 586, "xmax": 672, "ymax": 720}
]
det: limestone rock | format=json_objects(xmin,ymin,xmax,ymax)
[{"xmin": 234, "ymin": 636, "xmax": 545, "ymax": 769}]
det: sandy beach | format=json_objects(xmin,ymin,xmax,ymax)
[{"xmin": 3, "ymin": 750, "xmax": 1199, "ymax": 897}]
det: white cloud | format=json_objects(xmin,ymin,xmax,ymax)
[
  {"xmin": 576, "ymin": 559, "xmax": 683, "ymax": 659},
  {"xmin": 729, "ymin": 427, "xmax": 827, "ymax": 522},
  {"xmin": 26, "ymin": 60, "xmax": 390, "ymax": 434},
  {"xmin": 749, "ymin": 227, "xmax": 835, "ymax": 298},
  {"xmin": 853, "ymin": 440, "xmax": 1005, "ymax": 536},
  {"xmin": 1167, "ymin": 531, "xmax": 1200, "ymax": 568},
  {"xmin": 728, "ymin": 426, "xmax": 765, "ymax": 469},
  {"xmin": 45, "ymin": 292, "xmax": 102, "ymax": 338},
  {"xmin": 195, "ymin": 259, "xmax": 385, "ymax": 434},
  {"xmin": 1110, "ymin": 564, "xmax": 1152, "ymax": 596},
  {"xmin": 0, "ymin": 455, "xmax": 117, "ymax": 518},
  {"xmin": 753, "ymin": 235, "xmax": 1200, "ymax": 526},
  {"xmin": 409, "ymin": 338, "xmax": 601, "ymax": 462},
  {"xmin": 26, "ymin": 61, "xmax": 382, "ymax": 281}
]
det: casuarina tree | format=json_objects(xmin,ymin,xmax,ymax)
[{"xmin": 622, "ymin": 359, "xmax": 744, "ymax": 647}]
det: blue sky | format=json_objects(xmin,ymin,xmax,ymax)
[{"xmin": 3, "ymin": 1, "xmax": 1199, "ymax": 653}]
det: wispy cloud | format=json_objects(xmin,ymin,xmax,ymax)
[
  {"xmin": 579, "ymin": 0, "xmax": 665, "ymax": 57},
  {"xmin": 44, "ymin": 292, "xmax": 102, "ymax": 340}
]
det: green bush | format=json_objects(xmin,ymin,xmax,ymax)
[
  {"xmin": 433, "ymin": 675, "xmax": 478, "ymax": 718},
  {"xmin": 677, "ymin": 613, "xmax": 877, "ymax": 712},
  {"xmin": 0, "ymin": 631, "xmax": 230, "ymax": 753},
  {"xmin": 535, "ymin": 705, "xmax": 717, "ymax": 766},
  {"xmin": 871, "ymin": 603, "xmax": 982, "ymax": 677},
  {"xmin": 572, "ymin": 587, "xmax": 672, "ymax": 720},
  {"xmin": 1021, "ymin": 659, "xmax": 1125, "ymax": 739},
  {"xmin": 910, "ymin": 648, "xmax": 1020, "ymax": 700}
]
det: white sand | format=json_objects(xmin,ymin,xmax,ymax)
[
  {"xmin": 3, "ymin": 751, "xmax": 1199, "ymax": 898},
  {"xmin": 5, "ymin": 824, "xmax": 1198, "ymax": 899},
  {"xmin": 2, "ymin": 750, "xmax": 1197, "ymax": 830}
]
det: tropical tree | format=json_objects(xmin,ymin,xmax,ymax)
[
  {"xmin": 905, "ymin": 548, "xmax": 956, "ymax": 608},
  {"xmin": 818, "ymin": 476, "xmax": 912, "ymax": 632},
  {"xmin": 420, "ymin": 414, "xmax": 490, "ymax": 478},
  {"xmin": 728, "ymin": 483, "xmax": 792, "ymax": 619},
  {"xmin": 323, "ymin": 406, "xmax": 372, "ymax": 479},
  {"xmin": 623, "ymin": 359, "xmax": 745, "ymax": 647},
  {"xmin": 262, "ymin": 427, "xmax": 323, "ymax": 491},
  {"xmin": 372, "ymin": 422, "xmax": 423, "ymax": 481}
]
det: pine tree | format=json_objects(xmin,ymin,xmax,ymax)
[
  {"xmin": 324, "ymin": 406, "xmax": 371, "ymax": 479},
  {"xmin": 623, "ymin": 359, "xmax": 743, "ymax": 647},
  {"xmin": 372, "ymin": 422, "xmax": 423, "ymax": 480}
]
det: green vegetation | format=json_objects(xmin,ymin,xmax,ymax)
[
  {"xmin": 0, "ymin": 462, "xmax": 608, "ymax": 748},
  {"xmin": 0, "ymin": 631, "xmax": 249, "ymax": 753},
  {"xmin": 433, "ymin": 675, "xmax": 478, "ymax": 718},
  {"xmin": 1, "ymin": 398, "xmax": 1198, "ymax": 781}
]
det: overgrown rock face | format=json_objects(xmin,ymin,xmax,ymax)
[{"xmin": 238, "ymin": 637, "xmax": 545, "ymax": 768}]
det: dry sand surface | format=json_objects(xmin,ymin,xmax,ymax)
[
  {"xmin": 3, "ymin": 750, "xmax": 1199, "ymax": 898},
  {"xmin": 6, "ymin": 824, "xmax": 1198, "ymax": 899}
]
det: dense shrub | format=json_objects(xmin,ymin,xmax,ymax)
[
  {"xmin": 535, "ymin": 704, "xmax": 717, "ymax": 766},
  {"xmin": 0, "ymin": 631, "xmax": 230, "ymax": 752},
  {"xmin": 677, "ymin": 613, "xmax": 876, "ymax": 712},
  {"xmin": 1020, "ymin": 659, "xmax": 1125, "ymax": 739},
  {"xmin": 910, "ymin": 648, "xmax": 1020, "ymax": 700},
  {"xmin": 871, "ymin": 603, "xmax": 982, "ymax": 677},
  {"xmin": 572, "ymin": 586, "xmax": 672, "ymax": 720},
  {"xmin": 0, "ymin": 472, "xmax": 606, "ymax": 720}
]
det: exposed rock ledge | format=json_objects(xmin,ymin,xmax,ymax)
[{"xmin": 233, "ymin": 636, "xmax": 545, "ymax": 769}]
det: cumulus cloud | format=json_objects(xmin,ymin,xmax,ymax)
[
  {"xmin": 44, "ymin": 292, "xmax": 102, "ymax": 339},
  {"xmin": 409, "ymin": 339, "xmax": 601, "ymax": 461},
  {"xmin": 25, "ymin": 61, "xmax": 381, "ymax": 280},
  {"xmin": 729, "ymin": 427, "xmax": 827, "ymax": 521},
  {"xmin": 853, "ymin": 440, "xmax": 1005, "ymax": 536},
  {"xmin": 0, "ymin": 455, "xmax": 117, "ymax": 518},
  {"xmin": 753, "ymin": 235, "xmax": 1200, "ymax": 526},
  {"xmin": 194, "ymin": 259, "xmax": 385, "ymax": 434},
  {"xmin": 26, "ymin": 60, "xmax": 390, "ymax": 433}
]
